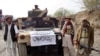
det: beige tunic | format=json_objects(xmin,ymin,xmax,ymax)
[
  {"xmin": 62, "ymin": 25, "xmax": 73, "ymax": 47},
  {"xmin": 62, "ymin": 25, "xmax": 75, "ymax": 56}
]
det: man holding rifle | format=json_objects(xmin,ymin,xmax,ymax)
[{"xmin": 74, "ymin": 19, "xmax": 94, "ymax": 56}]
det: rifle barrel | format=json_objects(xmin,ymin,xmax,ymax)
[{"xmin": 80, "ymin": 45, "xmax": 100, "ymax": 53}]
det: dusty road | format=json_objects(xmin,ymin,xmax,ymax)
[
  {"xmin": 0, "ymin": 30, "xmax": 6, "ymax": 56},
  {"xmin": 90, "ymin": 29, "xmax": 100, "ymax": 56},
  {"xmin": 0, "ymin": 29, "xmax": 100, "ymax": 56}
]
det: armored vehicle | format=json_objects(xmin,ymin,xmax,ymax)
[{"xmin": 17, "ymin": 8, "xmax": 62, "ymax": 56}]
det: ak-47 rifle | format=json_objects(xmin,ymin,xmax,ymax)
[{"xmin": 80, "ymin": 44, "xmax": 100, "ymax": 53}]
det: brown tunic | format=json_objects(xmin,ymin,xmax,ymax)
[{"xmin": 74, "ymin": 26, "xmax": 94, "ymax": 55}]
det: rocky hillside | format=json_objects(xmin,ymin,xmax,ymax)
[{"xmin": 75, "ymin": 9, "xmax": 100, "ymax": 28}]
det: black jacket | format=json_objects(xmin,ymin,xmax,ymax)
[{"xmin": 4, "ymin": 24, "xmax": 16, "ymax": 42}]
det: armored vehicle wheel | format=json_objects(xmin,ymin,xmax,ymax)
[{"xmin": 18, "ymin": 43, "xmax": 27, "ymax": 56}]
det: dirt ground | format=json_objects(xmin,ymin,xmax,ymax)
[
  {"xmin": 0, "ymin": 30, "xmax": 6, "ymax": 56},
  {"xmin": 0, "ymin": 29, "xmax": 100, "ymax": 56}
]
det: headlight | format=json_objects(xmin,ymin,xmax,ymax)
[{"xmin": 20, "ymin": 35, "xmax": 25, "ymax": 40}]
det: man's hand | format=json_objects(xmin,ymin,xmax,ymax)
[
  {"xmin": 73, "ymin": 40, "xmax": 78, "ymax": 49},
  {"xmin": 73, "ymin": 40, "xmax": 78, "ymax": 44},
  {"xmin": 61, "ymin": 33, "xmax": 65, "ymax": 37},
  {"xmin": 15, "ymin": 33, "xmax": 19, "ymax": 38},
  {"xmin": 61, "ymin": 31, "xmax": 65, "ymax": 37}
]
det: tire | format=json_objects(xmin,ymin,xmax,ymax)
[{"xmin": 18, "ymin": 43, "xmax": 27, "ymax": 56}]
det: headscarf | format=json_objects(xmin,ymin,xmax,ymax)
[{"xmin": 5, "ymin": 15, "xmax": 13, "ymax": 21}]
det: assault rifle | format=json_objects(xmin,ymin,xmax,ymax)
[{"xmin": 80, "ymin": 44, "xmax": 100, "ymax": 53}]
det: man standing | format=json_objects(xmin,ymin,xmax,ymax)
[
  {"xmin": 33, "ymin": 5, "xmax": 40, "ymax": 11},
  {"xmin": 61, "ymin": 18, "xmax": 75, "ymax": 56},
  {"xmin": 74, "ymin": 19, "xmax": 94, "ymax": 56},
  {"xmin": 4, "ymin": 15, "xmax": 19, "ymax": 56}
]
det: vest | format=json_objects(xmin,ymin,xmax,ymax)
[
  {"xmin": 81, "ymin": 28, "xmax": 89, "ymax": 38},
  {"xmin": 65, "ymin": 26, "xmax": 72, "ymax": 34},
  {"xmin": 4, "ymin": 24, "xmax": 16, "ymax": 42},
  {"xmin": 65, "ymin": 25, "xmax": 74, "ymax": 36}
]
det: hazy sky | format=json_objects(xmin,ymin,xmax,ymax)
[{"xmin": 0, "ymin": 0, "xmax": 84, "ymax": 18}]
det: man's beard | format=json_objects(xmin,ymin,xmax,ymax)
[
  {"xmin": 82, "ymin": 24, "xmax": 89, "ymax": 28},
  {"xmin": 7, "ymin": 21, "xmax": 12, "ymax": 24}
]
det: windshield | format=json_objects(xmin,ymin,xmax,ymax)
[{"xmin": 20, "ymin": 17, "xmax": 55, "ymax": 29}]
